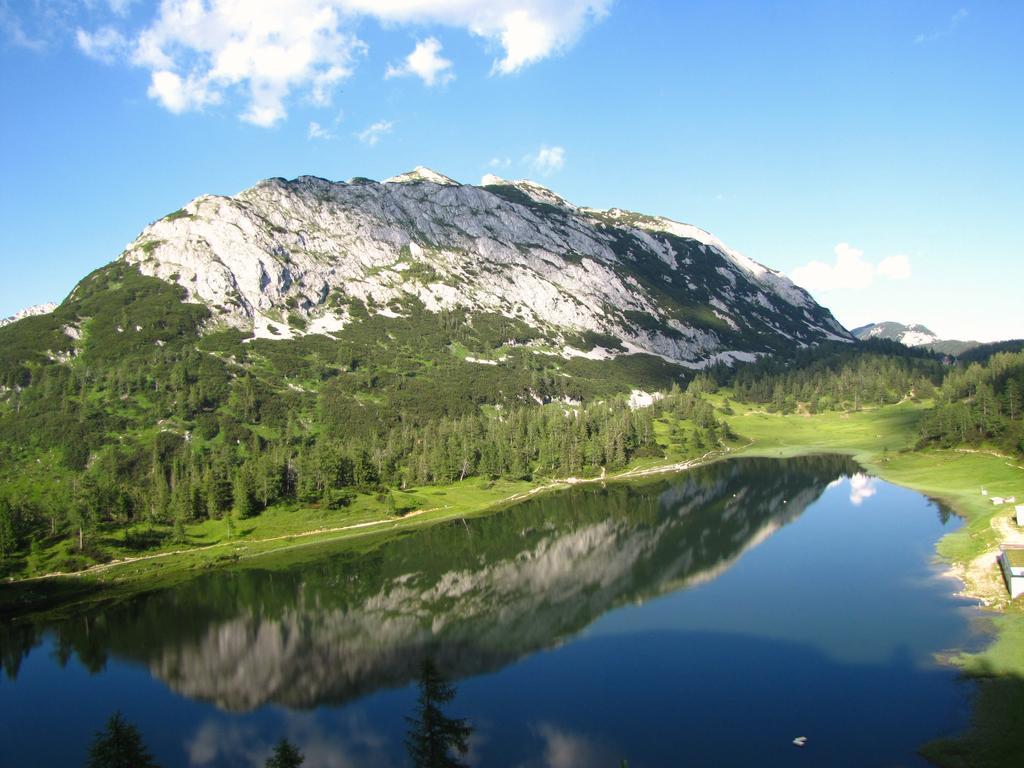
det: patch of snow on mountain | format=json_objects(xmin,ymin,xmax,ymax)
[
  {"xmin": 900, "ymin": 330, "xmax": 939, "ymax": 346},
  {"xmin": 249, "ymin": 314, "xmax": 295, "ymax": 342},
  {"xmin": 679, "ymin": 350, "xmax": 760, "ymax": 370},
  {"xmin": 562, "ymin": 345, "xmax": 616, "ymax": 361},
  {"xmin": 628, "ymin": 390, "xmax": 663, "ymax": 409},
  {"xmin": 307, "ymin": 312, "xmax": 349, "ymax": 337}
]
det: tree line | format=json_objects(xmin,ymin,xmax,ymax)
[
  {"xmin": 0, "ymin": 395, "xmax": 659, "ymax": 568},
  {"xmin": 918, "ymin": 351, "xmax": 1024, "ymax": 453}
]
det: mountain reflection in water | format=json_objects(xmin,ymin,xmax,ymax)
[{"xmin": 3, "ymin": 455, "xmax": 858, "ymax": 712}]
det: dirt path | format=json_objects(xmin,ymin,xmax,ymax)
[{"xmin": 954, "ymin": 511, "xmax": 1024, "ymax": 608}]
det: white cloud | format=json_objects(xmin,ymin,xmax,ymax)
[
  {"xmin": 186, "ymin": 712, "xmax": 391, "ymax": 768},
  {"xmin": 356, "ymin": 119, "xmax": 394, "ymax": 146},
  {"xmin": 536, "ymin": 723, "xmax": 615, "ymax": 768},
  {"xmin": 128, "ymin": 0, "xmax": 366, "ymax": 126},
  {"xmin": 347, "ymin": 0, "xmax": 611, "ymax": 75},
  {"xmin": 488, "ymin": 156, "xmax": 512, "ymax": 168},
  {"xmin": 76, "ymin": 26, "xmax": 128, "ymax": 64},
  {"xmin": 527, "ymin": 145, "xmax": 566, "ymax": 176},
  {"xmin": 848, "ymin": 474, "xmax": 877, "ymax": 506},
  {"xmin": 308, "ymin": 121, "xmax": 332, "ymax": 139},
  {"xmin": 877, "ymin": 253, "xmax": 911, "ymax": 280},
  {"xmin": 915, "ymin": 8, "xmax": 968, "ymax": 44},
  {"xmin": 385, "ymin": 37, "xmax": 454, "ymax": 86},
  {"xmin": 790, "ymin": 243, "xmax": 912, "ymax": 293},
  {"xmin": 70, "ymin": 1, "xmax": 610, "ymax": 125},
  {"xmin": 147, "ymin": 69, "xmax": 221, "ymax": 114}
]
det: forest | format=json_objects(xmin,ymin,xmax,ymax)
[{"xmin": 0, "ymin": 262, "xmax": 1021, "ymax": 577}]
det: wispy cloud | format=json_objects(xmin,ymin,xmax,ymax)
[
  {"xmin": 356, "ymin": 119, "xmax": 394, "ymax": 146},
  {"xmin": 307, "ymin": 121, "xmax": 332, "ymax": 140},
  {"xmin": 0, "ymin": 0, "xmax": 79, "ymax": 52},
  {"xmin": 385, "ymin": 37, "xmax": 454, "ymax": 86},
  {"xmin": 914, "ymin": 7, "xmax": 968, "ymax": 44},
  {"xmin": 526, "ymin": 145, "xmax": 566, "ymax": 176},
  {"xmin": 76, "ymin": 26, "xmax": 129, "ymax": 64},
  {"xmin": 790, "ymin": 243, "xmax": 912, "ymax": 293},
  {"xmin": 488, "ymin": 156, "xmax": 512, "ymax": 169},
  {"xmin": 106, "ymin": 0, "xmax": 138, "ymax": 17}
]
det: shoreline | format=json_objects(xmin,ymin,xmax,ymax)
[
  {"xmin": 3, "ymin": 403, "xmax": 1021, "ymax": 763},
  {"xmin": 0, "ymin": 443, "xmax": 744, "ymax": 611},
  {"xmin": 5, "ymin": 430, "xmax": 1016, "ymax": 613}
]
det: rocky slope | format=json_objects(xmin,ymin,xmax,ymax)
[
  {"xmin": 117, "ymin": 167, "xmax": 852, "ymax": 367},
  {"xmin": 0, "ymin": 302, "xmax": 56, "ymax": 329}
]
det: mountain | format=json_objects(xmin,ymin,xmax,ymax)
[
  {"xmin": 111, "ymin": 167, "xmax": 851, "ymax": 368},
  {"xmin": 0, "ymin": 169, "xmax": 857, "ymax": 570},
  {"xmin": 851, "ymin": 321, "xmax": 979, "ymax": 356},
  {"xmin": 0, "ymin": 303, "xmax": 56, "ymax": 329},
  {"xmin": 0, "ymin": 167, "xmax": 857, "ymax": 421}
]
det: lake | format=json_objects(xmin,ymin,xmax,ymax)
[{"xmin": 0, "ymin": 456, "xmax": 982, "ymax": 767}]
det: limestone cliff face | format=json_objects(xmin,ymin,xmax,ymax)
[{"xmin": 120, "ymin": 167, "xmax": 851, "ymax": 367}]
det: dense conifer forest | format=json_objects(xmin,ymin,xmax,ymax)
[{"xmin": 0, "ymin": 265, "xmax": 1020, "ymax": 577}]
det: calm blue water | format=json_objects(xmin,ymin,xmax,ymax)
[{"xmin": 0, "ymin": 456, "xmax": 981, "ymax": 767}]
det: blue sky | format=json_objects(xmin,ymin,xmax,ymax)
[{"xmin": 1, "ymin": 1, "xmax": 1021, "ymax": 341}]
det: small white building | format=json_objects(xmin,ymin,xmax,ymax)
[
  {"xmin": 1016, "ymin": 504, "xmax": 1024, "ymax": 527},
  {"xmin": 998, "ymin": 547, "xmax": 1024, "ymax": 599}
]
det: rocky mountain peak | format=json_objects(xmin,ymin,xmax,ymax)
[
  {"xmin": 117, "ymin": 169, "xmax": 851, "ymax": 367},
  {"xmin": 383, "ymin": 166, "xmax": 460, "ymax": 186}
]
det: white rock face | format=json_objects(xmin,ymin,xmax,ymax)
[
  {"xmin": 0, "ymin": 302, "xmax": 57, "ymax": 328},
  {"xmin": 121, "ymin": 169, "xmax": 851, "ymax": 366}
]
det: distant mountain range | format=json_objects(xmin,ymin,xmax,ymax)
[{"xmin": 851, "ymin": 321, "xmax": 979, "ymax": 356}]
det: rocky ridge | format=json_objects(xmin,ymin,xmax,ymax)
[
  {"xmin": 0, "ymin": 302, "xmax": 56, "ymax": 328},
  {"xmin": 118, "ymin": 167, "xmax": 852, "ymax": 367}
]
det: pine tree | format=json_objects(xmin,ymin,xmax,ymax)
[
  {"xmin": 85, "ymin": 711, "xmax": 158, "ymax": 768},
  {"xmin": 265, "ymin": 738, "xmax": 304, "ymax": 768},
  {"xmin": 0, "ymin": 498, "xmax": 16, "ymax": 559},
  {"xmin": 69, "ymin": 477, "xmax": 99, "ymax": 552},
  {"xmin": 233, "ymin": 466, "xmax": 257, "ymax": 519},
  {"xmin": 405, "ymin": 659, "xmax": 471, "ymax": 768}
]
